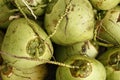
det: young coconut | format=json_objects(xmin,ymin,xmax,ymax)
[
  {"xmin": 98, "ymin": 47, "xmax": 120, "ymax": 80},
  {"xmin": 1, "ymin": 18, "xmax": 53, "ymax": 69},
  {"xmin": 89, "ymin": 0, "xmax": 120, "ymax": 10},
  {"xmin": 56, "ymin": 54, "xmax": 106, "ymax": 80},
  {"xmin": 44, "ymin": 0, "xmax": 95, "ymax": 45},
  {"xmin": 1, "ymin": 63, "xmax": 48, "ymax": 80},
  {"xmin": 13, "ymin": 0, "xmax": 51, "ymax": 18},
  {"xmin": 97, "ymin": 6, "xmax": 120, "ymax": 45},
  {"xmin": 0, "ymin": 0, "xmax": 15, "ymax": 28},
  {"xmin": 55, "ymin": 41, "xmax": 98, "ymax": 62}
]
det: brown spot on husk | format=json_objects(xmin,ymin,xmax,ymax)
[
  {"xmin": 2, "ymin": 65, "xmax": 13, "ymax": 76},
  {"xmin": 117, "ymin": 14, "xmax": 120, "ymax": 22},
  {"xmin": 53, "ymin": 19, "xmax": 58, "ymax": 26}
]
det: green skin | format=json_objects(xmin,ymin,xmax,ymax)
[
  {"xmin": 98, "ymin": 48, "xmax": 120, "ymax": 65},
  {"xmin": 14, "ymin": 0, "xmax": 49, "ymax": 16},
  {"xmin": 89, "ymin": 0, "xmax": 120, "ymax": 10},
  {"xmin": 97, "ymin": 6, "xmax": 120, "ymax": 45},
  {"xmin": 106, "ymin": 66, "xmax": 120, "ymax": 80},
  {"xmin": 98, "ymin": 48, "xmax": 120, "ymax": 80},
  {"xmin": 1, "ymin": 18, "xmax": 53, "ymax": 69},
  {"xmin": 1, "ymin": 64, "xmax": 48, "ymax": 80},
  {"xmin": 98, "ymin": 47, "xmax": 120, "ymax": 80},
  {"xmin": 55, "ymin": 41, "xmax": 98, "ymax": 62},
  {"xmin": 56, "ymin": 55, "xmax": 106, "ymax": 80},
  {"xmin": 45, "ymin": 0, "xmax": 95, "ymax": 45},
  {"xmin": 0, "ymin": 0, "xmax": 14, "ymax": 28}
]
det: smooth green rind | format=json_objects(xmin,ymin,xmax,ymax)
[
  {"xmin": 56, "ymin": 55, "xmax": 106, "ymax": 80},
  {"xmin": 55, "ymin": 41, "xmax": 98, "ymax": 62},
  {"xmin": 106, "ymin": 65, "xmax": 120, "ymax": 80},
  {"xmin": 97, "ymin": 6, "xmax": 120, "ymax": 45},
  {"xmin": 45, "ymin": 0, "xmax": 95, "ymax": 45},
  {"xmin": 89, "ymin": 0, "xmax": 120, "ymax": 10},
  {"xmin": 54, "ymin": 42, "xmax": 85, "ymax": 62},
  {"xmin": 98, "ymin": 48, "xmax": 120, "ymax": 80},
  {"xmin": 1, "ymin": 64, "xmax": 48, "ymax": 80},
  {"xmin": 98, "ymin": 47, "xmax": 120, "ymax": 66},
  {"xmin": 1, "ymin": 18, "xmax": 53, "ymax": 69}
]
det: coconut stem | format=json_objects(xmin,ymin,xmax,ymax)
[
  {"xmin": 93, "ymin": 20, "xmax": 102, "ymax": 41},
  {"xmin": 94, "ymin": 20, "xmax": 114, "ymax": 47},
  {"xmin": 9, "ymin": 9, "xmax": 19, "ymax": 13},
  {"xmin": 9, "ymin": 15, "xmax": 20, "ymax": 21},
  {"xmin": 14, "ymin": 0, "xmax": 28, "ymax": 19},
  {"xmin": 47, "ymin": 60, "xmax": 79, "ymax": 69},
  {"xmin": 21, "ymin": 0, "xmax": 37, "ymax": 19},
  {"xmin": 95, "ymin": 41, "xmax": 114, "ymax": 47},
  {"xmin": 0, "ymin": 51, "xmax": 79, "ymax": 69},
  {"xmin": 15, "ymin": 0, "xmax": 36, "ymax": 19}
]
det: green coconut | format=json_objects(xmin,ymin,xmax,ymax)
[
  {"xmin": 105, "ymin": 65, "xmax": 120, "ymax": 80},
  {"xmin": 89, "ymin": 0, "xmax": 120, "ymax": 10},
  {"xmin": 97, "ymin": 6, "xmax": 120, "ymax": 45},
  {"xmin": 56, "ymin": 55, "xmax": 106, "ymax": 80},
  {"xmin": 98, "ymin": 47, "xmax": 120, "ymax": 80},
  {"xmin": 13, "ymin": 0, "xmax": 50, "ymax": 17},
  {"xmin": 44, "ymin": 0, "xmax": 95, "ymax": 45},
  {"xmin": 0, "ymin": 0, "xmax": 15, "ymax": 28},
  {"xmin": 1, "ymin": 18, "xmax": 53, "ymax": 69},
  {"xmin": 1, "ymin": 63, "xmax": 48, "ymax": 80},
  {"xmin": 55, "ymin": 41, "xmax": 98, "ymax": 62}
]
